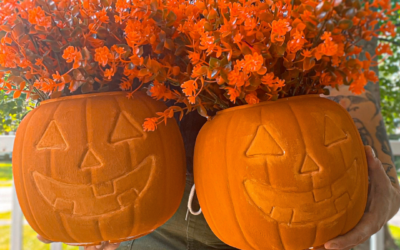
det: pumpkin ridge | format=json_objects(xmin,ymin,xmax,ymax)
[
  {"xmin": 276, "ymin": 223, "xmax": 287, "ymax": 250},
  {"xmin": 31, "ymin": 103, "xmax": 77, "ymax": 242},
  {"xmin": 287, "ymin": 102, "xmax": 316, "ymax": 189},
  {"xmin": 113, "ymin": 95, "xmax": 134, "ymax": 176},
  {"xmin": 194, "ymin": 122, "xmax": 227, "ymax": 244},
  {"xmin": 259, "ymin": 107, "xmax": 271, "ymax": 186},
  {"xmin": 17, "ymin": 108, "xmax": 50, "ymax": 238},
  {"xmin": 138, "ymin": 93, "xmax": 169, "ymax": 230},
  {"xmin": 225, "ymin": 113, "xmax": 258, "ymax": 250},
  {"xmin": 49, "ymin": 102, "xmax": 79, "ymax": 242},
  {"xmin": 83, "ymin": 98, "xmax": 93, "ymax": 185}
]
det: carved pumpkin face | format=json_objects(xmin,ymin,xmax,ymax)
[
  {"xmin": 13, "ymin": 92, "xmax": 186, "ymax": 244},
  {"xmin": 194, "ymin": 95, "xmax": 368, "ymax": 250}
]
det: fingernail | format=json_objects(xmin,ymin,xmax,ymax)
[
  {"xmin": 327, "ymin": 243, "xmax": 339, "ymax": 249},
  {"xmin": 95, "ymin": 245, "xmax": 102, "ymax": 249},
  {"xmin": 371, "ymin": 147, "xmax": 376, "ymax": 158}
]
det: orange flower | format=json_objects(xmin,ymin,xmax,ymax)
[
  {"xmin": 188, "ymin": 51, "xmax": 201, "ymax": 64},
  {"xmin": 28, "ymin": 7, "xmax": 44, "ymax": 24},
  {"xmin": 95, "ymin": 46, "xmax": 111, "ymax": 67},
  {"xmin": 321, "ymin": 32, "xmax": 332, "ymax": 41},
  {"xmin": 35, "ymin": 58, "xmax": 44, "ymax": 67},
  {"xmin": 96, "ymin": 9, "xmax": 109, "ymax": 23},
  {"xmin": 300, "ymin": 10, "xmax": 317, "ymax": 25},
  {"xmin": 120, "ymin": 79, "xmax": 133, "ymax": 91},
  {"xmin": 261, "ymin": 73, "xmax": 276, "ymax": 86},
  {"xmin": 316, "ymin": 39, "xmax": 338, "ymax": 58},
  {"xmin": 226, "ymin": 87, "xmax": 240, "ymax": 103},
  {"xmin": 143, "ymin": 117, "xmax": 158, "ymax": 131},
  {"xmin": 188, "ymin": 96, "xmax": 196, "ymax": 104},
  {"xmin": 28, "ymin": 7, "xmax": 51, "ymax": 28},
  {"xmin": 331, "ymin": 56, "xmax": 340, "ymax": 67},
  {"xmin": 112, "ymin": 45, "xmax": 126, "ymax": 56},
  {"xmin": 233, "ymin": 33, "xmax": 243, "ymax": 44},
  {"xmin": 321, "ymin": 72, "xmax": 344, "ymax": 88},
  {"xmin": 276, "ymin": 79, "xmax": 285, "ymax": 87},
  {"xmin": 287, "ymin": 30, "xmax": 306, "ymax": 54},
  {"xmin": 244, "ymin": 18, "xmax": 257, "ymax": 31},
  {"xmin": 199, "ymin": 33, "xmax": 216, "ymax": 55},
  {"xmin": 321, "ymin": 72, "xmax": 336, "ymax": 88},
  {"xmin": 52, "ymin": 71, "xmax": 62, "ymax": 82},
  {"xmin": 301, "ymin": 50, "xmax": 312, "ymax": 58},
  {"xmin": 62, "ymin": 46, "xmax": 82, "ymax": 68},
  {"xmin": 271, "ymin": 19, "xmax": 291, "ymax": 43},
  {"xmin": 364, "ymin": 70, "xmax": 379, "ymax": 83},
  {"xmin": 349, "ymin": 74, "xmax": 367, "ymax": 95},
  {"xmin": 375, "ymin": 43, "xmax": 393, "ymax": 56},
  {"xmin": 104, "ymin": 68, "xmax": 114, "ymax": 80},
  {"xmin": 245, "ymin": 92, "xmax": 259, "ymax": 105},
  {"xmin": 181, "ymin": 80, "xmax": 198, "ymax": 96},
  {"xmin": 62, "ymin": 46, "xmax": 77, "ymax": 63},
  {"xmin": 243, "ymin": 53, "xmax": 264, "ymax": 73},
  {"xmin": 150, "ymin": 80, "xmax": 173, "ymax": 101},
  {"xmin": 228, "ymin": 65, "xmax": 245, "ymax": 87}
]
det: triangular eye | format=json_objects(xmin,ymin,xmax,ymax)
[
  {"xmin": 81, "ymin": 149, "xmax": 103, "ymax": 169},
  {"xmin": 300, "ymin": 155, "xmax": 320, "ymax": 174},
  {"xmin": 324, "ymin": 116, "xmax": 347, "ymax": 146},
  {"xmin": 246, "ymin": 125, "xmax": 284, "ymax": 157},
  {"xmin": 110, "ymin": 112, "xmax": 143, "ymax": 144},
  {"xmin": 37, "ymin": 121, "xmax": 68, "ymax": 150}
]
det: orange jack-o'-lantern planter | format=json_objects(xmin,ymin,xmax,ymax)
[
  {"xmin": 194, "ymin": 95, "xmax": 368, "ymax": 250},
  {"xmin": 13, "ymin": 91, "xmax": 186, "ymax": 245}
]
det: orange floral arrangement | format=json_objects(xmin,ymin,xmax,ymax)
[{"xmin": 0, "ymin": 0, "xmax": 397, "ymax": 131}]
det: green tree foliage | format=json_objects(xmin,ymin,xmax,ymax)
[
  {"xmin": 0, "ymin": 90, "xmax": 32, "ymax": 134},
  {"xmin": 379, "ymin": 8, "xmax": 400, "ymax": 137}
]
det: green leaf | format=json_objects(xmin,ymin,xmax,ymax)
[
  {"xmin": 150, "ymin": 0, "xmax": 159, "ymax": 12},
  {"xmin": 70, "ymin": 27, "xmax": 82, "ymax": 38},
  {"xmin": 209, "ymin": 57, "xmax": 220, "ymax": 70},
  {"xmin": 338, "ymin": 19, "xmax": 353, "ymax": 30},
  {"xmin": 166, "ymin": 11, "xmax": 177, "ymax": 26}
]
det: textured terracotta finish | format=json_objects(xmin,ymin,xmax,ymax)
[
  {"xmin": 194, "ymin": 95, "xmax": 368, "ymax": 250},
  {"xmin": 13, "ymin": 91, "xmax": 186, "ymax": 245}
]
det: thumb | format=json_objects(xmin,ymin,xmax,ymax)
[
  {"xmin": 37, "ymin": 235, "xmax": 53, "ymax": 244},
  {"xmin": 365, "ymin": 146, "xmax": 389, "ymax": 188}
]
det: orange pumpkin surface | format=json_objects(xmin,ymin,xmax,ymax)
[
  {"xmin": 13, "ymin": 91, "xmax": 186, "ymax": 245},
  {"xmin": 194, "ymin": 95, "xmax": 368, "ymax": 250}
]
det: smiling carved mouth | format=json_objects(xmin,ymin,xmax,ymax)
[
  {"xmin": 243, "ymin": 158, "xmax": 359, "ymax": 224},
  {"xmin": 32, "ymin": 155, "xmax": 154, "ymax": 217}
]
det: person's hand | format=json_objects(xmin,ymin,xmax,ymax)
[
  {"xmin": 323, "ymin": 146, "xmax": 400, "ymax": 250},
  {"xmin": 37, "ymin": 235, "xmax": 120, "ymax": 250}
]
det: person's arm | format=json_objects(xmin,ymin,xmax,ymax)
[
  {"xmin": 324, "ymin": 87, "xmax": 400, "ymax": 250},
  {"xmin": 327, "ymin": 88, "xmax": 399, "ymax": 187}
]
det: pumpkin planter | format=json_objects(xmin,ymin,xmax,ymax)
[
  {"xmin": 12, "ymin": 91, "xmax": 186, "ymax": 245},
  {"xmin": 194, "ymin": 95, "xmax": 368, "ymax": 250}
]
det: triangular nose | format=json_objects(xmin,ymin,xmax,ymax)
[
  {"xmin": 300, "ymin": 155, "xmax": 320, "ymax": 174},
  {"xmin": 81, "ymin": 149, "xmax": 103, "ymax": 169}
]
